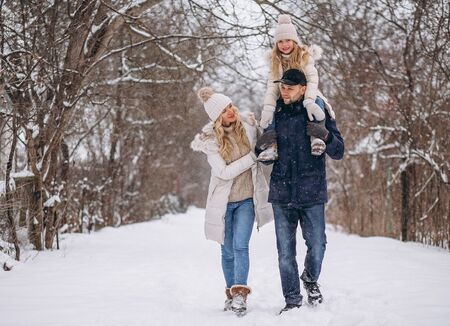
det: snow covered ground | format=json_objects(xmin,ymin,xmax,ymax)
[{"xmin": 1, "ymin": 207, "xmax": 450, "ymax": 326}]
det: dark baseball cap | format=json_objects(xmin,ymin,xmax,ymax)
[{"xmin": 273, "ymin": 68, "xmax": 307, "ymax": 86}]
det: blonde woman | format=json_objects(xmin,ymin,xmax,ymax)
[{"xmin": 191, "ymin": 87, "xmax": 273, "ymax": 317}]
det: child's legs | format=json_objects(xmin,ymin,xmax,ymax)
[{"xmin": 310, "ymin": 96, "xmax": 326, "ymax": 155}]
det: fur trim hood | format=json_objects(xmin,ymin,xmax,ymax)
[
  {"xmin": 308, "ymin": 44, "xmax": 323, "ymax": 61},
  {"xmin": 190, "ymin": 111, "xmax": 256, "ymax": 154}
]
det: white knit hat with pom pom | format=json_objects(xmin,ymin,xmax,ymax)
[
  {"xmin": 197, "ymin": 87, "xmax": 232, "ymax": 122},
  {"xmin": 274, "ymin": 14, "xmax": 300, "ymax": 44}
]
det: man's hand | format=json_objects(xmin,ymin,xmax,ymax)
[
  {"xmin": 256, "ymin": 130, "xmax": 277, "ymax": 152},
  {"xmin": 306, "ymin": 122, "xmax": 329, "ymax": 142}
]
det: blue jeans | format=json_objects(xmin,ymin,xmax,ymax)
[
  {"xmin": 273, "ymin": 204, "xmax": 327, "ymax": 305},
  {"xmin": 221, "ymin": 198, "xmax": 255, "ymax": 288}
]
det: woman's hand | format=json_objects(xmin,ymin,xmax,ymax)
[{"xmin": 246, "ymin": 112, "xmax": 257, "ymax": 126}]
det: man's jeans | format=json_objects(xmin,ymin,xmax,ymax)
[
  {"xmin": 273, "ymin": 203, "xmax": 327, "ymax": 305},
  {"xmin": 221, "ymin": 198, "xmax": 255, "ymax": 288}
]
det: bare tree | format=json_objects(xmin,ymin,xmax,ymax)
[
  {"xmin": 0, "ymin": 0, "xmax": 249, "ymax": 253},
  {"xmin": 1, "ymin": 0, "xmax": 448, "ymax": 265}
]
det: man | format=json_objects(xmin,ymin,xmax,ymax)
[{"xmin": 263, "ymin": 69, "xmax": 344, "ymax": 314}]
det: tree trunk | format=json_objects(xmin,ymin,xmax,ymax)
[
  {"xmin": 29, "ymin": 177, "xmax": 44, "ymax": 250},
  {"xmin": 44, "ymin": 140, "xmax": 69, "ymax": 249},
  {"xmin": 105, "ymin": 79, "xmax": 124, "ymax": 226},
  {"xmin": 385, "ymin": 167, "xmax": 393, "ymax": 236},
  {"xmin": 4, "ymin": 115, "xmax": 20, "ymax": 260},
  {"xmin": 25, "ymin": 129, "xmax": 44, "ymax": 250},
  {"xmin": 401, "ymin": 164, "xmax": 411, "ymax": 242}
]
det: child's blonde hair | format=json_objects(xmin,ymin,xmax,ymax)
[
  {"xmin": 270, "ymin": 42, "xmax": 310, "ymax": 78},
  {"xmin": 213, "ymin": 108, "xmax": 251, "ymax": 163}
]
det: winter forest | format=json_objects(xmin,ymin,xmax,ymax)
[
  {"xmin": 0, "ymin": 0, "xmax": 449, "ymax": 269},
  {"xmin": 0, "ymin": 0, "xmax": 449, "ymax": 325}
]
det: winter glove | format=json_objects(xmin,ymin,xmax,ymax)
[
  {"xmin": 259, "ymin": 109, "xmax": 274, "ymax": 129},
  {"xmin": 306, "ymin": 121, "xmax": 330, "ymax": 142},
  {"xmin": 303, "ymin": 99, "xmax": 326, "ymax": 122},
  {"xmin": 256, "ymin": 129, "xmax": 277, "ymax": 153}
]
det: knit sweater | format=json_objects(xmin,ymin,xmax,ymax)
[{"xmin": 223, "ymin": 125, "xmax": 254, "ymax": 202}]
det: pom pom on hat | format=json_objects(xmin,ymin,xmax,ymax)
[
  {"xmin": 274, "ymin": 14, "xmax": 300, "ymax": 44},
  {"xmin": 278, "ymin": 14, "xmax": 292, "ymax": 24},
  {"xmin": 197, "ymin": 86, "xmax": 232, "ymax": 122},
  {"xmin": 197, "ymin": 87, "xmax": 214, "ymax": 103}
]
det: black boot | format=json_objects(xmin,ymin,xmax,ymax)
[
  {"xmin": 278, "ymin": 303, "xmax": 301, "ymax": 315},
  {"xmin": 303, "ymin": 281, "xmax": 323, "ymax": 305}
]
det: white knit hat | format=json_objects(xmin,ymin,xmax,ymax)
[
  {"xmin": 197, "ymin": 87, "xmax": 231, "ymax": 122},
  {"xmin": 274, "ymin": 14, "xmax": 300, "ymax": 44}
]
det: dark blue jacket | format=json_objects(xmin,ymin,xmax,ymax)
[{"xmin": 268, "ymin": 97, "xmax": 344, "ymax": 207}]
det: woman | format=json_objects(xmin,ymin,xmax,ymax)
[{"xmin": 191, "ymin": 87, "xmax": 273, "ymax": 317}]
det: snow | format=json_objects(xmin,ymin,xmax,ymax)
[
  {"xmin": 0, "ymin": 178, "xmax": 15, "ymax": 196},
  {"xmin": 1, "ymin": 207, "xmax": 449, "ymax": 326},
  {"xmin": 106, "ymin": 76, "xmax": 182, "ymax": 85},
  {"xmin": 129, "ymin": 25, "xmax": 151, "ymax": 38},
  {"xmin": 43, "ymin": 195, "xmax": 61, "ymax": 208},
  {"xmin": 349, "ymin": 131, "xmax": 386, "ymax": 170},
  {"xmin": 0, "ymin": 251, "xmax": 19, "ymax": 270},
  {"xmin": 156, "ymin": 43, "xmax": 204, "ymax": 72},
  {"xmin": 349, "ymin": 130, "xmax": 384, "ymax": 155},
  {"xmin": 82, "ymin": 1, "xmax": 102, "ymax": 56},
  {"xmin": 411, "ymin": 148, "xmax": 448, "ymax": 184},
  {"xmin": 125, "ymin": 118, "xmax": 155, "ymax": 125},
  {"xmin": 10, "ymin": 170, "xmax": 35, "ymax": 178}
]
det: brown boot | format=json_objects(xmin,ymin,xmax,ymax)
[
  {"xmin": 230, "ymin": 285, "xmax": 251, "ymax": 317},
  {"xmin": 224, "ymin": 288, "xmax": 233, "ymax": 311}
]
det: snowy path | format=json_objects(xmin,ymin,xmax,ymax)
[{"xmin": 1, "ymin": 207, "xmax": 450, "ymax": 326}]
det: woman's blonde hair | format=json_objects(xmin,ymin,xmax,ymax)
[
  {"xmin": 213, "ymin": 107, "xmax": 251, "ymax": 163},
  {"xmin": 270, "ymin": 42, "xmax": 310, "ymax": 78}
]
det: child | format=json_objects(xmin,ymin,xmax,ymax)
[{"xmin": 257, "ymin": 14, "xmax": 335, "ymax": 160}]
